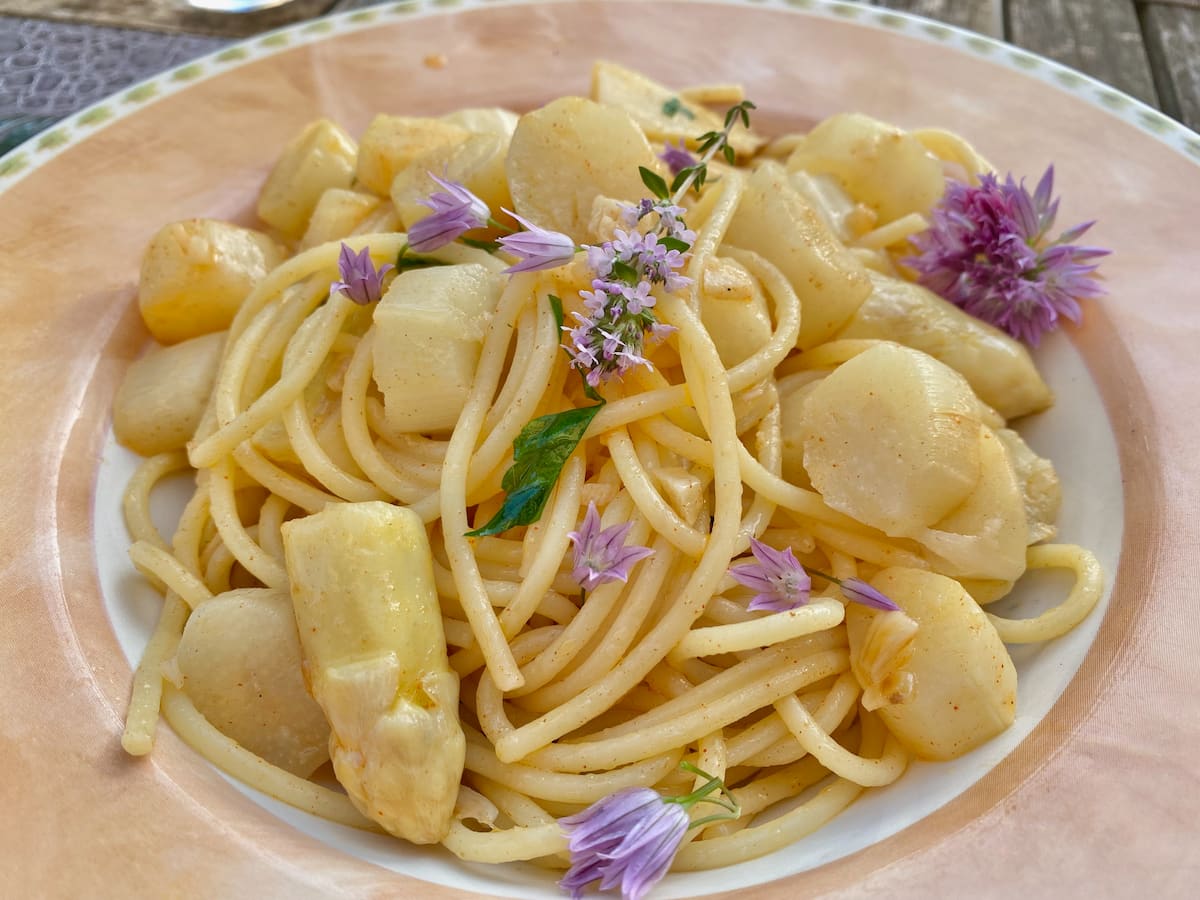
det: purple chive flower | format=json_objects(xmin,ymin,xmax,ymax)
[
  {"xmin": 408, "ymin": 173, "xmax": 491, "ymax": 252},
  {"xmin": 838, "ymin": 577, "xmax": 900, "ymax": 612},
  {"xmin": 906, "ymin": 165, "xmax": 1109, "ymax": 346},
  {"xmin": 497, "ymin": 209, "xmax": 579, "ymax": 273},
  {"xmin": 559, "ymin": 787, "xmax": 689, "ymax": 900},
  {"xmin": 728, "ymin": 539, "xmax": 812, "ymax": 613},
  {"xmin": 658, "ymin": 139, "xmax": 698, "ymax": 176},
  {"xmin": 329, "ymin": 242, "xmax": 393, "ymax": 305},
  {"xmin": 567, "ymin": 502, "xmax": 655, "ymax": 593}
]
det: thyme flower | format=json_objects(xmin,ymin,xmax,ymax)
[
  {"xmin": 329, "ymin": 242, "xmax": 393, "ymax": 305},
  {"xmin": 408, "ymin": 173, "xmax": 490, "ymax": 252},
  {"xmin": 657, "ymin": 139, "xmax": 697, "ymax": 176},
  {"xmin": 567, "ymin": 502, "xmax": 654, "ymax": 593},
  {"xmin": 906, "ymin": 165, "xmax": 1108, "ymax": 345},
  {"xmin": 559, "ymin": 764, "xmax": 738, "ymax": 900},
  {"xmin": 728, "ymin": 538, "xmax": 812, "ymax": 612}
]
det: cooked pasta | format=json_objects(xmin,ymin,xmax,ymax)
[{"xmin": 114, "ymin": 61, "xmax": 1104, "ymax": 893}]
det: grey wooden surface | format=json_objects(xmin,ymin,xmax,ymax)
[{"xmin": 1, "ymin": 0, "xmax": 1198, "ymax": 157}]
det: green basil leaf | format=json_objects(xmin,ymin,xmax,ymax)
[
  {"xmin": 639, "ymin": 166, "xmax": 670, "ymax": 200},
  {"xmin": 466, "ymin": 403, "xmax": 604, "ymax": 536},
  {"xmin": 659, "ymin": 236, "xmax": 691, "ymax": 253},
  {"xmin": 548, "ymin": 294, "xmax": 564, "ymax": 331}
]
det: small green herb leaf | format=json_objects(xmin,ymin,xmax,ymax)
[
  {"xmin": 466, "ymin": 403, "xmax": 604, "ymax": 536},
  {"xmin": 639, "ymin": 166, "xmax": 670, "ymax": 200},
  {"xmin": 659, "ymin": 236, "xmax": 691, "ymax": 253},
  {"xmin": 461, "ymin": 237, "xmax": 502, "ymax": 252},
  {"xmin": 395, "ymin": 243, "xmax": 451, "ymax": 273},
  {"xmin": 548, "ymin": 294, "xmax": 565, "ymax": 331},
  {"xmin": 661, "ymin": 97, "xmax": 695, "ymax": 120},
  {"xmin": 610, "ymin": 259, "xmax": 640, "ymax": 284},
  {"xmin": 724, "ymin": 100, "xmax": 756, "ymax": 130}
]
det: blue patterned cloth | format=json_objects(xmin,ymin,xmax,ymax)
[{"xmin": 0, "ymin": 16, "xmax": 227, "ymax": 154}]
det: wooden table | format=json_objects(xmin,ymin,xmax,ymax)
[{"xmin": 1, "ymin": 0, "xmax": 1198, "ymax": 155}]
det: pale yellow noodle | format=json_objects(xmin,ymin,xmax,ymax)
[
  {"xmin": 854, "ymin": 212, "xmax": 928, "ymax": 250},
  {"xmin": 439, "ymin": 277, "xmax": 537, "ymax": 692},
  {"xmin": 255, "ymin": 492, "xmax": 291, "ymax": 563},
  {"xmin": 340, "ymin": 330, "xmax": 439, "ymax": 507},
  {"xmin": 516, "ymin": 535, "xmax": 678, "ymax": 713},
  {"xmin": 160, "ymin": 685, "xmax": 374, "ymax": 829},
  {"xmin": 282, "ymin": 391, "xmax": 387, "ymax": 502},
  {"xmin": 442, "ymin": 821, "xmax": 566, "ymax": 864},
  {"xmin": 208, "ymin": 456, "xmax": 286, "ymax": 588},
  {"xmin": 121, "ymin": 592, "xmax": 188, "ymax": 756},
  {"xmin": 670, "ymin": 599, "xmax": 845, "ymax": 662},
  {"xmin": 672, "ymin": 714, "xmax": 890, "ymax": 870},
  {"xmin": 195, "ymin": 296, "xmax": 354, "ymax": 468},
  {"xmin": 128, "ymin": 540, "xmax": 213, "ymax": 610},
  {"xmin": 468, "ymin": 774, "xmax": 558, "ymax": 829},
  {"xmin": 774, "ymin": 693, "xmax": 907, "ymax": 787},
  {"xmin": 122, "ymin": 450, "xmax": 190, "ymax": 550},
  {"xmin": 987, "ymin": 544, "xmax": 1103, "ymax": 642},
  {"xmin": 522, "ymin": 649, "xmax": 848, "ymax": 773},
  {"xmin": 229, "ymin": 442, "xmax": 337, "ymax": 513},
  {"xmin": 607, "ymin": 428, "xmax": 706, "ymax": 558},
  {"xmin": 464, "ymin": 737, "xmax": 681, "ymax": 804}
]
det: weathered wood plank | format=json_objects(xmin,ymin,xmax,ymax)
[
  {"xmin": 872, "ymin": 0, "xmax": 1004, "ymax": 38},
  {"xmin": 1007, "ymin": 0, "xmax": 1159, "ymax": 105},
  {"xmin": 1141, "ymin": 4, "xmax": 1200, "ymax": 130},
  {"xmin": 0, "ymin": 0, "xmax": 337, "ymax": 38}
]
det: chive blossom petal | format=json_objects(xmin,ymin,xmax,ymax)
[
  {"xmin": 497, "ymin": 208, "xmax": 579, "ymax": 272},
  {"xmin": 329, "ymin": 242, "xmax": 393, "ymax": 305},
  {"xmin": 408, "ymin": 173, "xmax": 491, "ymax": 252},
  {"xmin": 905, "ymin": 165, "xmax": 1109, "ymax": 346},
  {"xmin": 728, "ymin": 538, "xmax": 812, "ymax": 612},
  {"xmin": 567, "ymin": 502, "xmax": 655, "ymax": 593}
]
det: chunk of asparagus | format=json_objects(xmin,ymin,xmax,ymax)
[{"xmin": 282, "ymin": 501, "xmax": 465, "ymax": 844}]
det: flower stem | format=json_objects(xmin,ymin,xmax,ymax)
[{"xmin": 669, "ymin": 102, "xmax": 753, "ymax": 205}]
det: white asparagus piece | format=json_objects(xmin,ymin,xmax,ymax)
[{"xmin": 282, "ymin": 501, "xmax": 465, "ymax": 844}]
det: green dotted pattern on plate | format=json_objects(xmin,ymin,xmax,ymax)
[
  {"xmin": 78, "ymin": 106, "xmax": 114, "ymax": 126},
  {"xmin": 172, "ymin": 63, "xmax": 205, "ymax": 82},
  {"xmin": 0, "ymin": 153, "xmax": 28, "ymax": 177},
  {"xmin": 2, "ymin": 0, "xmax": 1199, "ymax": 188},
  {"xmin": 124, "ymin": 84, "xmax": 158, "ymax": 104},
  {"xmin": 965, "ymin": 36, "xmax": 994, "ymax": 55},
  {"xmin": 37, "ymin": 130, "xmax": 69, "ymax": 150}
]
